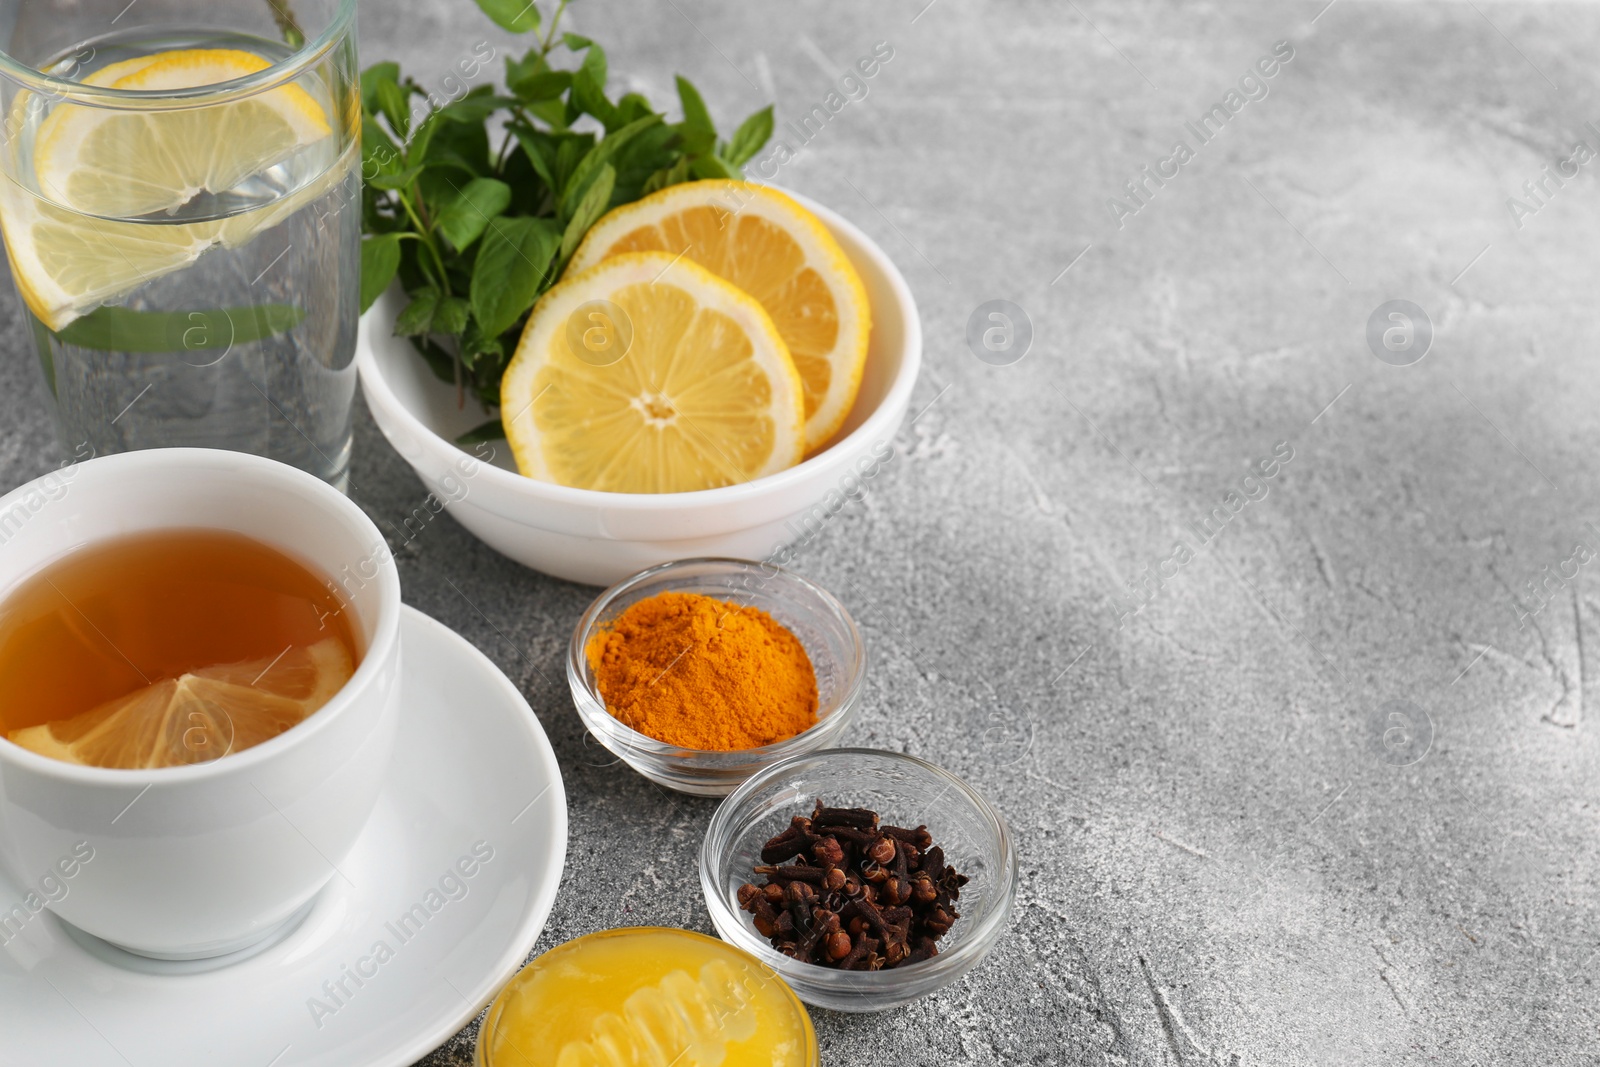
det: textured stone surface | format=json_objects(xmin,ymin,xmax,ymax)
[{"xmin": 4, "ymin": 1, "xmax": 1600, "ymax": 1063}]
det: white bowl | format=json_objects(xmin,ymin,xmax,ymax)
[{"xmin": 356, "ymin": 189, "xmax": 922, "ymax": 586}]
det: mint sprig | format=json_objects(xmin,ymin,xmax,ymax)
[{"xmin": 359, "ymin": 0, "xmax": 775, "ymax": 414}]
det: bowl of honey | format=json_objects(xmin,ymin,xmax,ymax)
[{"xmin": 475, "ymin": 926, "xmax": 817, "ymax": 1067}]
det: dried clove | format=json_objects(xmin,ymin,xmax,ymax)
[
  {"xmin": 825, "ymin": 929, "xmax": 854, "ymax": 960},
  {"xmin": 865, "ymin": 835, "xmax": 896, "ymax": 866},
  {"xmin": 838, "ymin": 935, "xmax": 878, "ymax": 970},
  {"xmin": 759, "ymin": 816, "xmax": 817, "ymax": 864},
  {"xmin": 736, "ymin": 798, "xmax": 967, "ymax": 971},
  {"xmin": 754, "ymin": 863, "xmax": 828, "ymax": 885},
  {"xmin": 811, "ymin": 835, "xmax": 846, "ymax": 867},
  {"xmin": 811, "ymin": 801, "xmax": 880, "ymax": 831}
]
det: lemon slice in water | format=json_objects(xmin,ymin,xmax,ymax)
[
  {"xmin": 35, "ymin": 49, "xmax": 330, "ymax": 217},
  {"xmin": 0, "ymin": 48, "xmax": 333, "ymax": 331}
]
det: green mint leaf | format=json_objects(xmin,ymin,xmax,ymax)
[
  {"xmin": 615, "ymin": 92, "xmax": 655, "ymax": 126},
  {"xmin": 366, "ymin": 164, "xmax": 426, "ymax": 191},
  {"xmin": 553, "ymin": 134, "xmax": 593, "ymax": 195},
  {"xmin": 471, "ymin": 216, "xmax": 561, "ymax": 339},
  {"xmin": 374, "ymin": 78, "xmax": 414, "ymax": 140},
  {"xmin": 561, "ymin": 32, "xmax": 594, "ymax": 50},
  {"xmin": 434, "ymin": 295, "xmax": 471, "ymax": 336},
  {"xmin": 576, "ymin": 37, "xmax": 607, "ymax": 82},
  {"xmin": 569, "ymin": 41, "xmax": 618, "ymax": 129},
  {"xmin": 473, "ymin": 0, "xmax": 541, "ymax": 33},
  {"xmin": 723, "ymin": 104, "xmax": 773, "ymax": 168},
  {"xmin": 689, "ymin": 153, "xmax": 739, "ymax": 181},
  {"xmin": 528, "ymin": 97, "xmax": 569, "ymax": 131},
  {"xmin": 511, "ymin": 125, "xmax": 560, "ymax": 193},
  {"xmin": 360, "ymin": 63, "xmax": 401, "ymax": 114},
  {"xmin": 559, "ymin": 114, "xmax": 661, "ymax": 219},
  {"xmin": 361, "ymin": 233, "xmax": 403, "ymax": 313},
  {"xmin": 434, "ymin": 177, "xmax": 514, "ymax": 251},
  {"xmin": 456, "ymin": 418, "xmax": 506, "ymax": 445},
  {"xmin": 362, "ymin": 114, "xmax": 403, "ymax": 176},
  {"xmin": 675, "ymin": 75, "xmax": 714, "ymax": 135},
  {"xmin": 513, "ymin": 69, "xmax": 571, "ymax": 103},
  {"xmin": 673, "ymin": 76, "xmax": 716, "ymax": 155},
  {"xmin": 52, "ymin": 305, "xmax": 306, "ymax": 352},
  {"xmin": 608, "ymin": 122, "xmax": 681, "ymax": 201},
  {"xmin": 641, "ymin": 156, "xmax": 692, "ymax": 196},
  {"xmin": 560, "ymin": 162, "xmax": 615, "ymax": 264},
  {"xmin": 461, "ymin": 317, "xmax": 506, "ymax": 369},
  {"xmin": 497, "ymin": 144, "xmax": 546, "ymax": 215},
  {"xmin": 419, "ymin": 120, "xmax": 493, "ymax": 176},
  {"xmin": 394, "ymin": 288, "xmax": 442, "ymax": 336},
  {"xmin": 408, "ymin": 111, "xmax": 442, "ymax": 164},
  {"xmin": 409, "ymin": 336, "xmax": 458, "ymax": 385},
  {"xmin": 437, "ymin": 90, "xmax": 516, "ymax": 126},
  {"xmin": 506, "ymin": 49, "xmax": 572, "ymax": 101}
]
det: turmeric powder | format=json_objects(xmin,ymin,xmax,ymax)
[{"xmin": 585, "ymin": 591, "xmax": 819, "ymax": 750}]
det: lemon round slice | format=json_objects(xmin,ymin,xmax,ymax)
[
  {"xmin": 569, "ymin": 180, "xmax": 870, "ymax": 452},
  {"xmin": 0, "ymin": 48, "xmax": 334, "ymax": 330},
  {"xmin": 6, "ymin": 639, "xmax": 353, "ymax": 769},
  {"xmin": 502, "ymin": 251, "xmax": 805, "ymax": 493},
  {"xmin": 34, "ymin": 49, "xmax": 331, "ymax": 218}
]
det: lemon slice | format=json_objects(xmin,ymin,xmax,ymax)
[
  {"xmin": 569, "ymin": 180, "xmax": 870, "ymax": 451},
  {"xmin": 0, "ymin": 196, "xmax": 227, "ymax": 332},
  {"xmin": 0, "ymin": 48, "xmax": 333, "ymax": 330},
  {"xmin": 502, "ymin": 251, "xmax": 805, "ymax": 493},
  {"xmin": 6, "ymin": 639, "xmax": 353, "ymax": 769},
  {"xmin": 35, "ymin": 49, "xmax": 330, "ymax": 218}
]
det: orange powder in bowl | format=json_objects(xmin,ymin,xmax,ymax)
[{"xmin": 584, "ymin": 591, "xmax": 819, "ymax": 750}]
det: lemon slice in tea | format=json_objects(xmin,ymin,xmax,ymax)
[{"xmin": 6, "ymin": 639, "xmax": 353, "ymax": 769}]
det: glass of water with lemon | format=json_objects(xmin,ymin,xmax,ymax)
[{"xmin": 0, "ymin": 0, "xmax": 360, "ymax": 487}]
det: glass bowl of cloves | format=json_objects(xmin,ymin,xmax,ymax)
[{"xmin": 699, "ymin": 747, "xmax": 1016, "ymax": 1012}]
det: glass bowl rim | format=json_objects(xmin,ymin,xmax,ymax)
[
  {"xmin": 699, "ymin": 746, "xmax": 1018, "ymax": 991},
  {"xmin": 0, "ymin": 0, "xmax": 356, "ymax": 108},
  {"xmin": 567, "ymin": 557, "xmax": 867, "ymax": 760}
]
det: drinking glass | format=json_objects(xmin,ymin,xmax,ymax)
[{"xmin": 0, "ymin": 0, "xmax": 361, "ymax": 488}]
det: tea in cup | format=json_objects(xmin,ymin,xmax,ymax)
[{"xmin": 0, "ymin": 448, "xmax": 401, "ymax": 959}]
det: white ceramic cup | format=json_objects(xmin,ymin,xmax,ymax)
[{"xmin": 0, "ymin": 448, "xmax": 401, "ymax": 959}]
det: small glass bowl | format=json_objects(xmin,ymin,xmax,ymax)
[
  {"xmin": 568, "ymin": 558, "xmax": 865, "ymax": 796},
  {"xmin": 700, "ymin": 748, "xmax": 1017, "ymax": 1012}
]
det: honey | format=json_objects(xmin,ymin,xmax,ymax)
[{"xmin": 476, "ymin": 927, "xmax": 816, "ymax": 1067}]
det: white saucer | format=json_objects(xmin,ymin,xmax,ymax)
[{"xmin": 0, "ymin": 606, "xmax": 568, "ymax": 1066}]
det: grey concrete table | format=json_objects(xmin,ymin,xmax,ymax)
[{"xmin": 4, "ymin": 1, "xmax": 1598, "ymax": 1063}]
